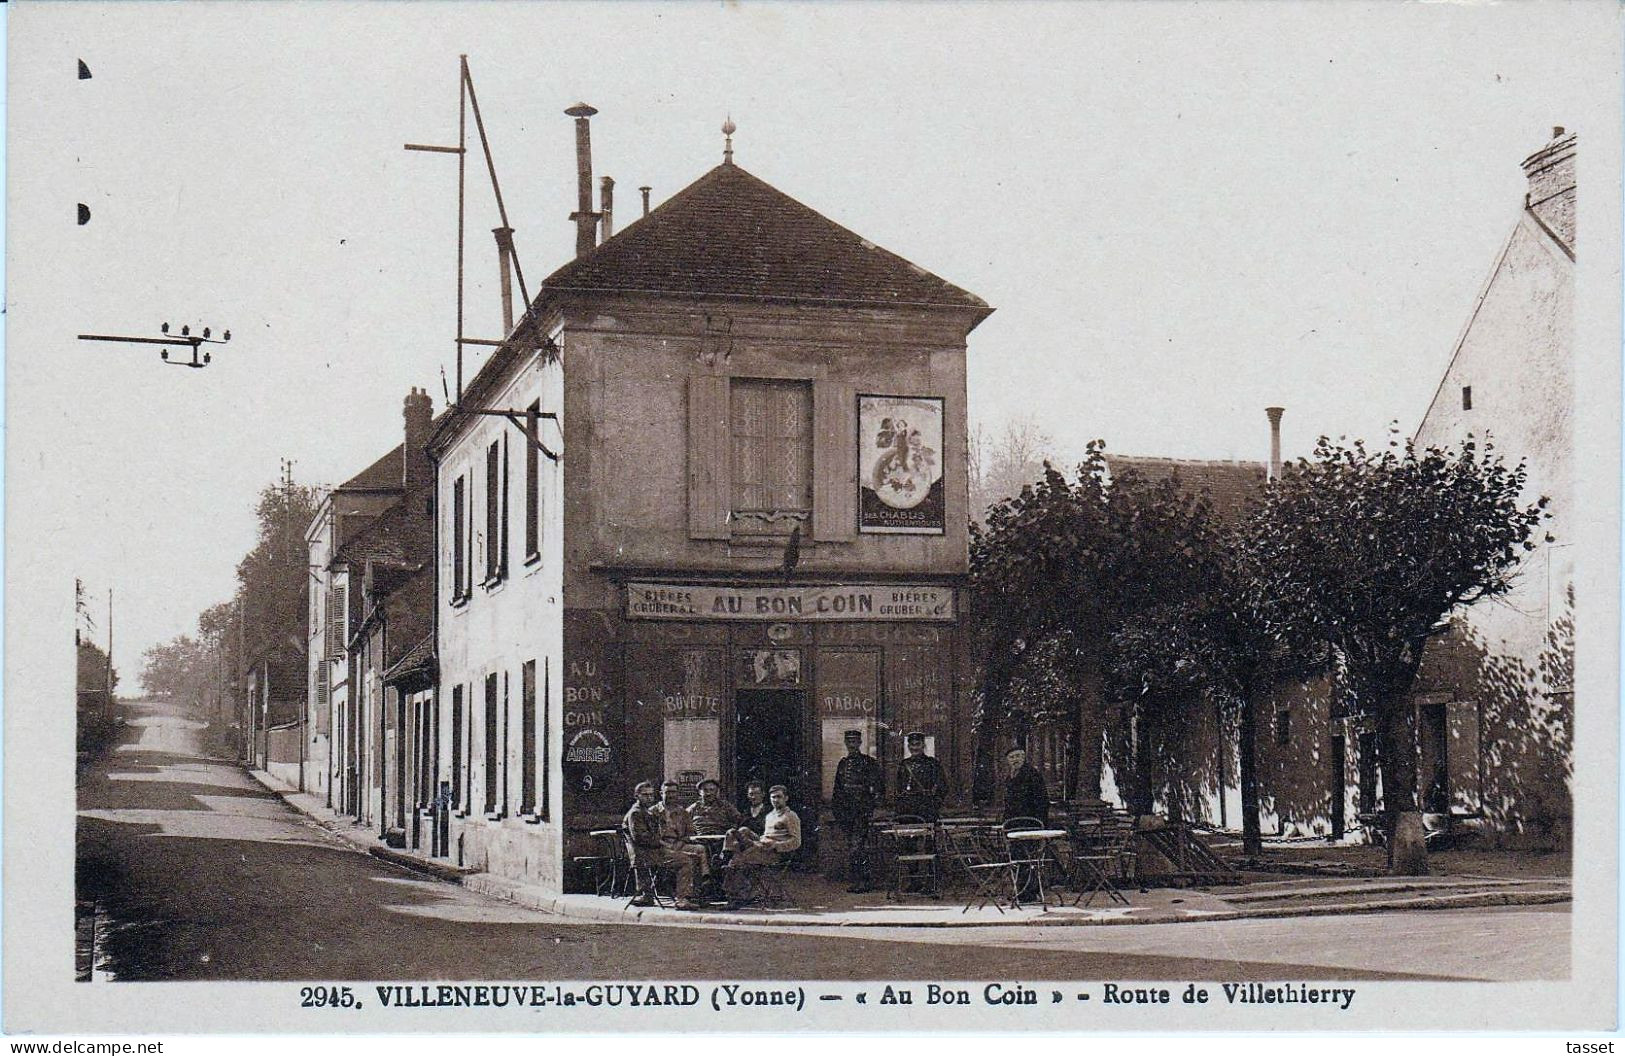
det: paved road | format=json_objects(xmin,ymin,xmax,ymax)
[{"xmin": 76, "ymin": 700, "xmax": 1568, "ymax": 982}]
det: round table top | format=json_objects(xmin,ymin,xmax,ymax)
[
  {"xmin": 691, "ymin": 833, "xmax": 729, "ymax": 841},
  {"xmin": 885, "ymin": 826, "xmax": 933, "ymax": 837},
  {"xmin": 1005, "ymin": 829, "xmax": 1068, "ymax": 840}
]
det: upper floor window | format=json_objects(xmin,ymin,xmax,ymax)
[
  {"xmin": 484, "ymin": 438, "xmax": 508, "ymax": 584},
  {"xmin": 525, "ymin": 400, "xmax": 541, "ymax": 562},
  {"xmin": 451, "ymin": 475, "xmax": 468, "ymax": 601},
  {"xmin": 729, "ymin": 378, "xmax": 812, "ymax": 536}
]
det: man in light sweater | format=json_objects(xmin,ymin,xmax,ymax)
[{"xmin": 723, "ymin": 784, "xmax": 801, "ymax": 900}]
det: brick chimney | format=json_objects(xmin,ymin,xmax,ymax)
[
  {"xmin": 403, "ymin": 387, "xmax": 433, "ymax": 492},
  {"xmin": 1523, "ymin": 127, "xmax": 1576, "ymax": 252}
]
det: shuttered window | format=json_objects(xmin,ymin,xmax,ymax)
[
  {"xmin": 484, "ymin": 671, "xmax": 500, "ymax": 814},
  {"xmin": 326, "ymin": 584, "xmax": 348, "ymax": 655},
  {"xmin": 451, "ymin": 476, "xmax": 468, "ymax": 601},
  {"xmin": 485, "ymin": 441, "xmax": 502, "ymax": 583},
  {"xmin": 525, "ymin": 400, "xmax": 541, "ymax": 560},
  {"xmin": 520, "ymin": 660, "xmax": 536, "ymax": 815},
  {"xmin": 729, "ymin": 379, "xmax": 811, "ymax": 536},
  {"xmin": 688, "ymin": 376, "xmax": 856, "ymax": 542},
  {"xmin": 451, "ymin": 684, "xmax": 464, "ymax": 810}
]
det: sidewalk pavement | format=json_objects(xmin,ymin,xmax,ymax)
[{"xmin": 249, "ymin": 769, "xmax": 1571, "ymax": 930}]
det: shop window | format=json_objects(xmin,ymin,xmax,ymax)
[
  {"xmin": 729, "ymin": 378, "xmax": 812, "ymax": 536},
  {"xmin": 818, "ymin": 649, "xmax": 881, "ymax": 802}
]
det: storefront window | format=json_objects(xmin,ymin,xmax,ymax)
[{"xmin": 818, "ymin": 649, "xmax": 880, "ymax": 801}]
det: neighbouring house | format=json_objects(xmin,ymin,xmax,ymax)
[
  {"xmin": 245, "ymin": 647, "xmax": 306, "ymax": 782},
  {"xmin": 1406, "ymin": 128, "xmax": 1575, "ymax": 848},
  {"xmin": 1102, "ymin": 131, "xmax": 1576, "ymax": 849},
  {"xmin": 428, "ymin": 109, "xmax": 990, "ymax": 892},
  {"xmin": 305, "ymin": 388, "xmax": 436, "ymax": 811}
]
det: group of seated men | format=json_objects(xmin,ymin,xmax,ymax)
[{"xmin": 622, "ymin": 777, "xmax": 802, "ymax": 909}]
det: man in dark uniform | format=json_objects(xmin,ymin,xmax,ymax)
[
  {"xmin": 895, "ymin": 732, "xmax": 946, "ymax": 821},
  {"xmin": 1001, "ymin": 747, "xmax": 1050, "ymax": 826},
  {"xmin": 831, "ymin": 729, "xmax": 884, "ymax": 893}
]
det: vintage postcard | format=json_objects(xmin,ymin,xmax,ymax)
[{"xmin": 4, "ymin": 0, "xmax": 1621, "ymax": 1038}]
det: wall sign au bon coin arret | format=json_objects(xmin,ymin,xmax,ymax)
[{"xmin": 858, "ymin": 394, "xmax": 946, "ymax": 535}]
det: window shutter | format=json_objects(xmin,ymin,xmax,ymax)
[
  {"xmin": 812, "ymin": 380, "xmax": 857, "ymax": 541},
  {"xmin": 687, "ymin": 375, "xmax": 730, "ymax": 539},
  {"xmin": 326, "ymin": 584, "xmax": 347, "ymax": 655}
]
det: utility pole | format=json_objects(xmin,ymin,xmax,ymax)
[{"xmin": 106, "ymin": 588, "xmax": 114, "ymax": 698}]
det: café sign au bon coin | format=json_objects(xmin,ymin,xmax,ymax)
[{"xmin": 626, "ymin": 583, "xmax": 956, "ymax": 622}]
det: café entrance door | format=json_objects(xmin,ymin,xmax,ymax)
[{"xmin": 734, "ymin": 688, "xmax": 802, "ymax": 808}]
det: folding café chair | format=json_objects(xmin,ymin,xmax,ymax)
[
  {"xmin": 886, "ymin": 816, "xmax": 940, "ymax": 901},
  {"xmin": 1067, "ymin": 819, "xmax": 1132, "ymax": 907},
  {"xmin": 624, "ymin": 835, "xmax": 679, "ymax": 909},
  {"xmin": 945, "ymin": 826, "xmax": 1012, "ymax": 914}
]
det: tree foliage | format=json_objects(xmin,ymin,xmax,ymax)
[
  {"xmin": 1251, "ymin": 432, "xmax": 1547, "ymax": 872},
  {"xmin": 969, "ymin": 443, "xmax": 1224, "ymax": 798}
]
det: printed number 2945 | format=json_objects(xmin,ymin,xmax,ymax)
[{"xmin": 301, "ymin": 986, "xmax": 360, "ymax": 1009}]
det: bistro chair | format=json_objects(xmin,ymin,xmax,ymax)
[
  {"xmin": 736, "ymin": 853, "xmax": 793, "ymax": 908},
  {"xmin": 885, "ymin": 815, "xmax": 940, "ymax": 901},
  {"xmin": 1067, "ymin": 816, "xmax": 1135, "ymax": 907},
  {"xmin": 622, "ymin": 833, "xmax": 679, "ymax": 909},
  {"xmin": 943, "ymin": 825, "xmax": 1011, "ymax": 914}
]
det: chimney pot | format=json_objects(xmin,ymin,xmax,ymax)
[
  {"xmin": 600, "ymin": 176, "xmax": 615, "ymax": 241},
  {"xmin": 639, "ymin": 185, "xmax": 652, "ymax": 217},
  {"xmin": 1553, "ymin": 125, "xmax": 1566, "ymax": 138}
]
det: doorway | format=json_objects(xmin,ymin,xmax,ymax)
[
  {"xmin": 1357, "ymin": 731, "xmax": 1380, "ymax": 816},
  {"xmin": 733, "ymin": 689, "xmax": 803, "ymax": 808}
]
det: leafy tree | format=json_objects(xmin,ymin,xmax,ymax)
[
  {"xmin": 970, "ymin": 445, "xmax": 1220, "ymax": 802},
  {"xmin": 1252, "ymin": 433, "xmax": 1547, "ymax": 874},
  {"xmin": 77, "ymin": 639, "xmax": 118, "ymax": 696}
]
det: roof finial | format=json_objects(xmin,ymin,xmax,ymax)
[{"xmin": 722, "ymin": 115, "xmax": 736, "ymax": 165}]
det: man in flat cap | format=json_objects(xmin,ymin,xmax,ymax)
[
  {"xmin": 831, "ymin": 729, "xmax": 884, "ymax": 893},
  {"xmin": 895, "ymin": 732, "xmax": 946, "ymax": 822}
]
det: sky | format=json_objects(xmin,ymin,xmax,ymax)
[{"xmin": 8, "ymin": 1, "xmax": 1614, "ymax": 681}]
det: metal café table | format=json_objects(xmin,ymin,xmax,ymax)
[{"xmin": 1003, "ymin": 828, "xmax": 1068, "ymax": 909}]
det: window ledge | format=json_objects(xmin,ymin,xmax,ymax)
[
  {"xmin": 449, "ymin": 594, "xmax": 471, "ymax": 610},
  {"xmin": 523, "ymin": 551, "xmax": 543, "ymax": 568},
  {"xmin": 523, "ymin": 812, "xmax": 549, "ymax": 826}
]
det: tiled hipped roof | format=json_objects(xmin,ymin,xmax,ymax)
[
  {"xmin": 1106, "ymin": 455, "xmax": 1267, "ymax": 525},
  {"xmin": 540, "ymin": 162, "xmax": 990, "ymax": 315}
]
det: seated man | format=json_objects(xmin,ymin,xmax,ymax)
[
  {"xmin": 722, "ymin": 780, "xmax": 770, "ymax": 853},
  {"xmin": 656, "ymin": 779, "xmax": 711, "ymax": 880},
  {"xmin": 723, "ymin": 784, "xmax": 802, "ymax": 901},
  {"xmin": 688, "ymin": 778, "xmax": 743, "ymax": 837},
  {"xmin": 623, "ymin": 781, "xmax": 700, "ymax": 910}
]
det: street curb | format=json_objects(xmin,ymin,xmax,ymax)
[
  {"xmin": 463, "ymin": 873, "xmax": 1571, "ymax": 930},
  {"xmin": 244, "ymin": 769, "xmax": 1571, "ymax": 930}
]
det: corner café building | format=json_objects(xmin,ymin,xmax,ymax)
[{"xmin": 540, "ymin": 143, "xmax": 993, "ymax": 878}]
